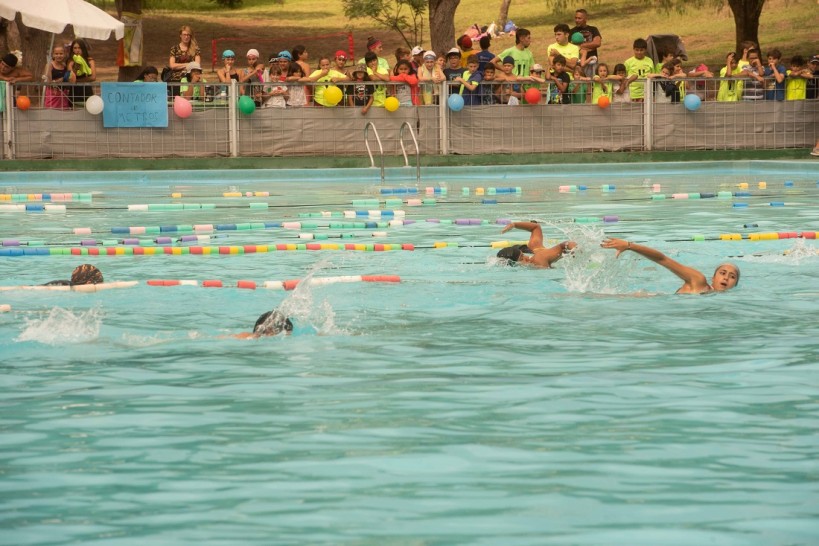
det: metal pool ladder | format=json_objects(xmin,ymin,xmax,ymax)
[{"xmin": 364, "ymin": 122, "xmax": 421, "ymax": 186}]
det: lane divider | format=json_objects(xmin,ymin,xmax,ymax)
[{"xmin": 147, "ymin": 275, "xmax": 400, "ymax": 290}]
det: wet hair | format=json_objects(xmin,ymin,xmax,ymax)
[
  {"xmin": 515, "ymin": 28, "xmax": 530, "ymax": 45},
  {"xmin": 497, "ymin": 245, "xmax": 523, "ymax": 264},
  {"xmin": 253, "ymin": 310, "xmax": 293, "ymax": 336},
  {"xmin": 633, "ymin": 38, "xmax": 648, "ymax": 49},
  {"xmin": 70, "ymin": 264, "xmax": 103, "ymax": 285}
]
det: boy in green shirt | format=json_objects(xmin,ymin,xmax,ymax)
[{"xmin": 623, "ymin": 38, "xmax": 655, "ymax": 102}]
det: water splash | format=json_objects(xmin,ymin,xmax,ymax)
[
  {"xmin": 276, "ymin": 258, "xmax": 347, "ymax": 335},
  {"xmin": 17, "ymin": 306, "xmax": 102, "ymax": 344}
]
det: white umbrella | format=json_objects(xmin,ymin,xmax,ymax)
[{"xmin": 0, "ymin": 0, "xmax": 125, "ymax": 41}]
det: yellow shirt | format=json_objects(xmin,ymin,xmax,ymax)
[{"xmin": 785, "ymin": 70, "xmax": 807, "ymax": 100}]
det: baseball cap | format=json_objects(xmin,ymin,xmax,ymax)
[
  {"xmin": 221, "ymin": 49, "xmax": 235, "ymax": 59},
  {"xmin": 446, "ymin": 47, "xmax": 461, "ymax": 58},
  {"xmin": 186, "ymin": 61, "xmax": 202, "ymax": 73},
  {"xmin": 1, "ymin": 53, "xmax": 18, "ymax": 67},
  {"xmin": 810, "ymin": 56, "xmax": 819, "ymax": 64},
  {"xmin": 502, "ymin": 56, "xmax": 515, "ymax": 65},
  {"xmin": 411, "ymin": 46, "xmax": 424, "ymax": 56},
  {"xmin": 423, "ymin": 50, "xmax": 436, "ymax": 60},
  {"xmin": 246, "ymin": 48, "xmax": 259, "ymax": 58},
  {"xmin": 335, "ymin": 49, "xmax": 348, "ymax": 59},
  {"xmin": 531, "ymin": 63, "xmax": 544, "ymax": 72}
]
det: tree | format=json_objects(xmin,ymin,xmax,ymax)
[
  {"xmin": 497, "ymin": 0, "xmax": 512, "ymax": 32},
  {"xmin": 428, "ymin": 0, "xmax": 459, "ymax": 58},
  {"xmin": 116, "ymin": 0, "xmax": 143, "ymax": 82},
  {"xmin": 343, "ymin": 0, "xmax": 428, "ymax": 48}
]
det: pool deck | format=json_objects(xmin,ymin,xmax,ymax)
[{"xmin": 1, "ymin": 148, "xmax": 815, "ymax": 172}]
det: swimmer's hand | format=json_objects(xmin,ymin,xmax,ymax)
[
  {"xmin": 501, "ymin": 223, "xmax": 515, "ymax": 234},
  {"xmin": 601, "ymin": 238, "xmax": 630, "ymax": 257}
]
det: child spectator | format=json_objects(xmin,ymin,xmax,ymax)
[
  {"xmin": 347, "ymin": 63, "xmax": 373, "ymax": 114},
  {"xmin": 410, "ymin": 46, "xmax": 424, "ymax": 72},
  {"xmin": 740, "ymin": 49, "xmax": 765, "ymax": 100},
  {"xmin": 737, "ymin": 40, "xmax": 758, "ymax": 69},
  {"xmin": 785, "ymin": 56, "xmax": 811, "ymax": 100},
  {"xmin": 45, "ymin": 44, "xmax": 75, "ymax": 109},
  {"xmin": 135, "ymin": 66, "xmax": 159, "ymax": 82},
  {"xmin": 479, "ymin": 63, "xmax": 499, "ymax": 104},
  {"xmin": 717, "ymin": 52, "xmax": 743, "ymax": 102},
  {"xmin": 547, "ymin": 24, "xmax": 580, "ymax": 71},
  {"xmin": 68, "ymin": 38, "xmax": 95, "ymax": 103},
  {"xmin": 546, "ymin": 55, "xmax": 571, "ymax": 104},
  {"xmin": 686, "ymin": 62, "xmax": 713, "ymax": 101},
  {"xmin": 276, "ymin": 51, "xmax": 294, "ymax": 80},
  {"xmin": 655, "ymin": 50, "xmax": 675, "ymax": 74},
  {"xmin": 285, "ymin": 62, "xmax": 308, "ymax": 107},
  {"xmin": 453, "ymin": 54, "xmax": 482, "ymax": 105},
  {"xmin": 624, "ymin": 38, "xmax": 655, "ymax": 102},
  {"xmin": 568, "ymin": 64, "xmax": 590, "ymax": 103},
  {"xmin": 417, "ymin": 50, "xmax": 445, "ymax": 105},
  {"xmin": 307, "ymin": 56, "xmax": 347, "ymax": 107},
  {"xmin": 591, "ymin": 63, "xmax": 613, "ymax": 104},
  {"xmin": 612, "ymin": 63, "xmax": 630, "ymax": 103},
  {"xmin": 259, "ymin": 64, "xmax": 287, "ymax": 108},
  {"xmin": 216, "ymin": 49, "xmax": 238, "ymax": 84},
  {"xmin": 764, "ymin": 49, "xmax": 786, "ymax": 101},
  {"xmin": 456, "ymin": 35, "xmax": 475, "ymax": 68},
  {"xmin": 391, "ymin": 59, "xmax": 419, "ymax": 105},
  {"xmin": 476, "ymin": 35, "xmax": 495, "ymax": 72},
  {"xmin": 365, "ymin": 50, "xmax": 390, "ymax": 107},
  {"xmin": 806, "ymin": 55, "xmax": 819, "ymax": 100},
  {"xmin": 180, "ymin": 62, "xmax": 206, "ymax": 100},
  {"xmin": 650, "ymin": 62, "xmax": 680, "ymax": 103},
  {"xmin": 496, "ymin": 56, "xmax": 523, "ymax": 104},
  {"xmin": 443, "ymin": 48, "xmax": 465, "ymax": 81},
  {"xmin": 395, "ymin": 47, "xmax": 412, "ymax": 70}
]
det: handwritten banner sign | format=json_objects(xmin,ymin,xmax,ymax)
[{"xmin": 101, "ymin": 83, "xmax": 168, "ymax": 128}]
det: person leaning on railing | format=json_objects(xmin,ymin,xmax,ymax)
[{"xmin": 717, "ymin": 52, "xmax": 743, "ymax": 102}]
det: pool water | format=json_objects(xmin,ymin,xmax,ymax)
[{"xmin": 1, "ymin": 162, "xmax": 818, "ymax": 545}]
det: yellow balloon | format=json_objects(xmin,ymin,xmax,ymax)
[
  {"xmin": 384, "ymin": 96, "xmax": 400, "ymax": 112},
  {"xmin": 325, "ymin": 85, "xmax": 343, "ymax": 106}
]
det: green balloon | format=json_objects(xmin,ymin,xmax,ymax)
[{"xmin": 238, "ymin": 95, "xmax": 256, "ymax": 115}]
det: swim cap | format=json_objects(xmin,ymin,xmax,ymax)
[
  {"xmin": 70, "ymin": 264, "xmax": 103, "ymax": 285},
  {"xmin": 253, "ymin": 310, "xmax": 293, "ymax": 335},
  {"xmin": 222, "ymin": 49, "xmax": 235, "ymax": 58},
  {"xmin": 496, "ymin": 245, "xmax": 523, "ymax": 263}
]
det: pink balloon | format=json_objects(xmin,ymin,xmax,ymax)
[{"xmin": 173, "ymin": 96, "xmax": 193, "ymax": 119}]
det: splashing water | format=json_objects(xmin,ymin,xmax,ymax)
[
  {"xmin": 17, "ymin": 306, "xmax": 102, "ymax": 344},
  {"xmin": 276, "ymin": 258, "xmax": 347, "ymax": 335}
]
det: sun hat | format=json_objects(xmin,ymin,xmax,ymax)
[{"xmin": 352, "ymin": 63, "xmax": 367, "ymax": 75}]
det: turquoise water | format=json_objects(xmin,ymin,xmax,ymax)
[{"xmin": 1, "ymin": 162, "xmax": 818, "ymax": 545}]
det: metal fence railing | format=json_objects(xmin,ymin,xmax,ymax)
[{"xmin": 2, "ymin": 79, "xmax": 817, "ymax": 160}]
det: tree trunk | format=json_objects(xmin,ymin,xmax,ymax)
[
  {"xmin": 428, "ymin": 0, "xmax": 460, "ymax": 60},
  {"xmin": 15, "ymin": 14, "xmax": 52, "ymax": 89},
  {"xmin": 497, "ymin": 0, "xmax": 512, "ymax": 32},
  {"xmin": 727, "ymin": 0, "xmax": 765, "ymax": 53},
  {"xmin": 117, "ymin": 0, "xmax": 143, "ymax": 82}
]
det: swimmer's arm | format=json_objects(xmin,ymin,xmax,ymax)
[
  {"xmin": 601, "ymin": 238, "xmax": 709, "ymax": 291},
  {"xmin": 501, "ymin": 221, "xmax": 543, "ymax": 248},
  {"xmin": 532, "ymin": 241, "xmax": 576, "ymax": 268}
]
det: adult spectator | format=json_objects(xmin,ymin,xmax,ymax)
[
  {"xmin": 0, "ymin": 53, "xmax": 33, "ymax": 84},
  {"xmin": 358, "ymin": 37, "xmax": 390, "ymax": 73},
  {"xmin": 168, "ymin": 25, "xmax": 201, "ymax": 88},
  {"xmin": 492, "ymin": 28, "xmax": 534, "ymax": 78},
  {"xmin": 569, "ymin": 8, "xmax": 602, "ymax": 76},
  {"xmin": 806, "ymin": 55, "xmax": 819, "ymax": 100}
]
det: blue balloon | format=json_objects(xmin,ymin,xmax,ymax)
[
  {"xmin": 447, "ymin": 94, "xmax": 464, "ymax": 112},
  {"xmin": 683, "ymin": 94, "xmax": 701, "ymax": 111}
]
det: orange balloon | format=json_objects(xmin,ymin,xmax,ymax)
[
  {"xmin": 16, "ymin": 95, "xmax": 31, "ymax": 110},
  {"xmin": 597, "ymin": 95, "xmax": 610, "ymax": 109}
]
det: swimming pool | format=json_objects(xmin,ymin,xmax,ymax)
[{"xmin": 1, "ymin": 161, "xmax": 818, "ymax": 545}]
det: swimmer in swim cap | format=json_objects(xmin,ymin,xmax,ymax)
[
  {"xmin": 601, "ymin": 238, "xmax": 740, "ymax": 294},
  {"xmin": 43, "ymin": 264, "xmax": 103, "ymax": 286},
  {"xmin": 234, "ymin": 310, "xmax": 293, "ymax": 339},
  {"xmin": 497, "ymin": 221, "xmax": 576, "ymax": 268}
]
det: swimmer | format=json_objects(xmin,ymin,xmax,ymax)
[
  {"xmin": 497, "ymin": 221, "xmax": 576, "ymax": 268},
  {"xmin": 601, "ymin": 238, "xmax": 740, "ymax": 294},
  {"xmin": 43, "ymin": 264, "xmax": 103, "ymax": 286},
  {"xmin": 234, "ymin": 310, "xmax": 293, "ymax": 339}
]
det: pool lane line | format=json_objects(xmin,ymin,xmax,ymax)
[
  {"xmin": 0, "ymin": 243, "xmax": 417, "ymax": 257},
  {"xmin": 146, "ymin": 275, "xmax": 401, "ymax": 290}
]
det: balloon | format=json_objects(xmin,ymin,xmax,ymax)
[
  {"xmin": 325, "ymin": 85, "xmax": 342, "ymax": 106},
  {"xmin": 571, "ymin": 32, "xmax": 584, "ymax": 45},
  {"xmin": 85, "ymin": 95, "xmax": 104, "ymax": 115},
  {"xmin": 173, "ymin": 96, "xmax": 192, "ymax": 118},
  {"xmin": 524, "ymin": 87, "xmax": 541, "ymax": 104},
  {"xmin": 597, "ymin": 95, "xmax": 610, "ymax": 109},
  {"xmin": 237, "ymin": 95, "xmax": 256, "ymax": 115},
  {"xmin": 384, "ymin": 96, "xmax": 400, "ymax": 112},
  {"xmin": 683, "ymin": 94, "xmax": 701, "ymax": 111},
  {"xmin": 16, "ymin": 95, "xmax": 30, "ymax": 110},
  {"xmin": 447, "ymin": 93, "xmax": 464, "ymax": 112}
]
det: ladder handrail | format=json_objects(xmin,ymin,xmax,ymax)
[
  {"xmin": 363, "ymin": 122, "xmax": 385, "ymax": 185},
  {"xmin": 398, "ymin": 121, "xmax": 421, "ymax": 186}
]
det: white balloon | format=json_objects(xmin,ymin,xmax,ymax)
[{"xmin": 85, "ymin": 95, "xmax": 104, "ymax": 115}]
